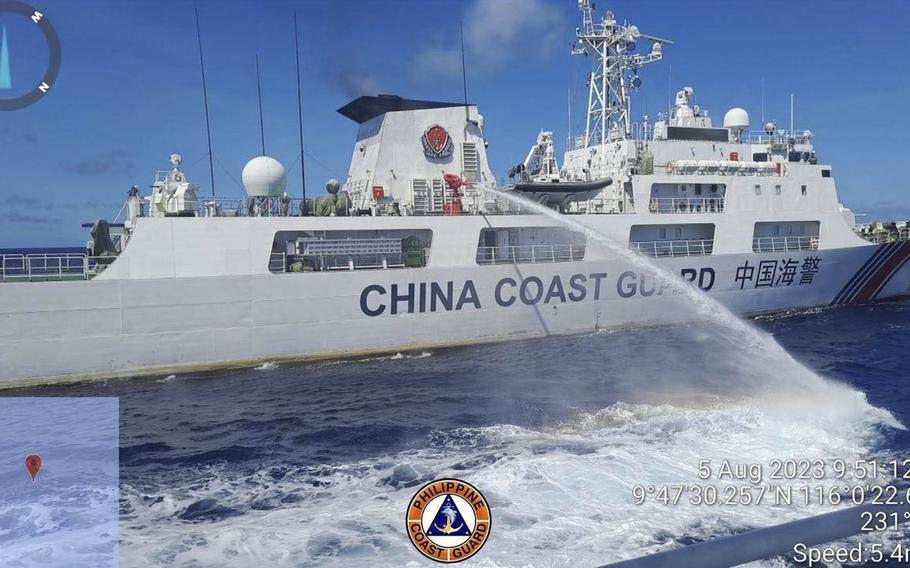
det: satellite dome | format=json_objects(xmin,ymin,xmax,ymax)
[
  {"xmin": 242, "ymin": 156, "xmax": 287, "ymax": 197},
  {"xmin": 723, "ymin": 107, "xmax": 750, "ymax": 131}
]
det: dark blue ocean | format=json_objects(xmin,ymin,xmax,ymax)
[{"xmin": 5, "ymin": 297, "xmax": 910, "ymax": 567}]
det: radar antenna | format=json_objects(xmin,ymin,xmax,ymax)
[{"xmin": 571, "ymin": 0, "xmax": 671, "ymax": 147}]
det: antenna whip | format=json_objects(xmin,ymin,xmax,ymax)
[
  {"xmin": 256, "ymin": 54, "xmax": 265, "ymax": 155},
  {"xmin": 294, "ymin": 11, "xmax": 307, "ymax": 213},
  {"xmin": 193, "ymin": 0, "xmax": 216, "ymax": 198},
  {"xmin": 460, "ymin": 20, "xmax": 469, "ymax": 121}
]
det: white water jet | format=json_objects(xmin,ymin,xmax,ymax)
[{"xmin": 489, "ymin": 189, "xmax": 900, "ymax": 427}]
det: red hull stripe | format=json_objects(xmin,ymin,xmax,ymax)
[
  {"xmin": 852, "ymin": 241, "xmax": 910, "ymax": 303},
  {"xmin": 831, "ymin": 243, "xmax": 893, "ymax": 304}
]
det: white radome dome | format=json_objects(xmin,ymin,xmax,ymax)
[
  {"xmin": 242, "ymin": 156, "xmax": 287, "ymax": 197},
  {"xmin": 723, "ymin": 107, "xmax": 750, "ymax": 130}
]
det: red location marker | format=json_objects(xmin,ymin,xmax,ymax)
[{"xmin": 25, "ymin": 454, "xmax": 42, "ymax": 482}]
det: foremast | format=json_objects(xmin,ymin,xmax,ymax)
[{"xmin": 572, "ymin": 0, "xmax": 670, "ymax": 148}]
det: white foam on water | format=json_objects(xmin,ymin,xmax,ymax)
[
  {"xmin": 119, "ymin": 396, "xmax": 897, "ymax": 567},
  {"xmin": 117, "ymin": 193, "xmax": 903, "ymax": 566},
  {"xmin": 489, "ymin": 189, "xmax": 901, "ymax": 429},
  {"xmin": 317, "ymin": 351, "xmax": 434, "ymax": 368},
  {"xmin": 254, "ymin": 362, "xmax": 279, "ymax": 371},
  {"xmin": 751, "ymin": 306, "xmax": 830, "ymax": 322}
]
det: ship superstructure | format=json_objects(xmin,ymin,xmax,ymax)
[{"xmin": 0, "ymin": 1, "xmax": 907, "ymax": 387}]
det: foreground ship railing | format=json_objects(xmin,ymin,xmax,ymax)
[
  {"xmin": 0, "ymin": 254, "xmax": 113, "ymax": 282},
  {"xmin": 598, "ymin": 503, "xmax": 910, "ymax": 568}
]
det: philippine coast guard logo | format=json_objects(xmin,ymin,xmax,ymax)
[
  {"xmin": 406, "ymin": 478, "xmax": 491, "ymax": 563},
  {"xmin": 421, "ymin": 124, "xmax": 455, "ymax": 159}
]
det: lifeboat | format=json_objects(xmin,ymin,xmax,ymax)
[{"xmin": 510, "ymin": 177, "xmax": 613, "ymax": 195}]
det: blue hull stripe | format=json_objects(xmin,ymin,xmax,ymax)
[
  {"xmin": 831, "ymin": 243, "xmax": 902, "ymax": 305},
  {"xmin": 865, "ymin": 243, "xmax": 910, "ymax": 300},
  {"xmin": 831, "ymin": 244, "xmax": 889, "ymax": 304}
]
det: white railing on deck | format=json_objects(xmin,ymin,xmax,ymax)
[
  {"xmin": 746, "ymin": 129, "xmax": 814, "ymax": 145},
  {"xmin": 0, "ymin": 253, "xmax": 114, "ymax": 282},
  {"xmin": 269, "ymin": 251, "xmax": 430, "ymax": 272},
  {"xmin": 566, "ymin": 197, "xmax": 635, "ymax": 215},
  {"xmin": 630, "ymin": 239, "xmax": 714, "ymax": 257},
  {"xmin": 752, "ymin": 236, "xmax": 819, "ymax": 253},
  {"xmin": 648, "ymin": 197, "xmax": 724, "ymax": 214},
  {"xmin": 142, "ymin": 196, "xmax": 500, "ymax": 218},
  {"xmin": 476, "ymin": 244, "xmax": 586, "ymax": 265}
]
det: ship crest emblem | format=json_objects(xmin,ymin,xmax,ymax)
[
  {"xmin": 422, "ymin": 124, "xmax": 455, "ymax": 159},
  {"xmin": 407, "ymin": 478, "xmax": 491, "ymax": 563}
]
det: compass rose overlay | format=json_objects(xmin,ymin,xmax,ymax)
[{"xmin": 0, "ymin": 1, "xmax": 61, "ymax": 111}]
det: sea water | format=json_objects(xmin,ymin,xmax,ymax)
[
  {"xmin": 2, "ymin": 233, "xmax": 908, "ymax": 566},
  {"xmin": 0, "ymin": 301, "xmax": 903, "ymax": 567}
]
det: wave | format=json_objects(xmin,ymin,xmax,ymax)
[
  {"xmin": 120, "ymin": 396, "xmax": 898, "ymax": 567},
  {"xmin": 316, "ymin": 351, "xmax": 433, "ymax": 368}
]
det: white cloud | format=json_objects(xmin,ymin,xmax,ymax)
[{"xmin": 412, "ymin": 0, "xmax": 565, "ymax": 80}]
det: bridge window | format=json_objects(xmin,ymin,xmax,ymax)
[{"xmin": 269, "ymin": 229, "xmax": 432, "ymax": 273}]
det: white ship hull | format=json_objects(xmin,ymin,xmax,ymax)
[
  {"xmin": 4, "ymin": 32, "xmax": 909, "ymax": 387},
  {"xmin": 2, "ymin": 217, "xmax": 908, "ymax": 388}
]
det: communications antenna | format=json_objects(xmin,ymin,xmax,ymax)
[
  {"xmin": 571, "ymin": 0, "xmax": 671, "ymax": 147},
  {"xmin": 256, "ymin": 54, "xmax": 265, "ymax": 155},
  {"xmin": 193, "ymin": 0, "xmax": 216, "ymax": 197},
  {"xmin": 293, "ymin": 11, "xmax": 307, "ymax": 211}
]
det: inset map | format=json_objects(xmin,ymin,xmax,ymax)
[{"xmin": 0, "ymin": 397, "xmax": 118, "ymax": 567}]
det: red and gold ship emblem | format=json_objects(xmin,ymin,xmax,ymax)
[{"xmin": 421, "ymin": 124, "xmax": 455, "ymax": 159}]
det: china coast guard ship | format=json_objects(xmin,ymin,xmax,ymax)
[{"xmin": 1, "ymin": 1, "xmax": 908, "ymax": 387}]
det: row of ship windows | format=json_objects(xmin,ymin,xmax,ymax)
[
  {"xmin": 268, "ymin": 222, "xmax": 821, "ymax": 273},
  {"xmin": 651, "ymin": 182, "xmax": 809, "ymax": 200},
  {"xmin": 400, "ymin": 180, "xmax": 813, "ymax": 217}
]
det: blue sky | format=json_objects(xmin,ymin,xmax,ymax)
[{"xmin": 0, "ymin": 0, "xmax": 908, "ymax": 246}]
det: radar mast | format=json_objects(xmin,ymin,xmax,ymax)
[{"xmin": 572, "ymin": 0, "xmax": 671, "ymax": 146}]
